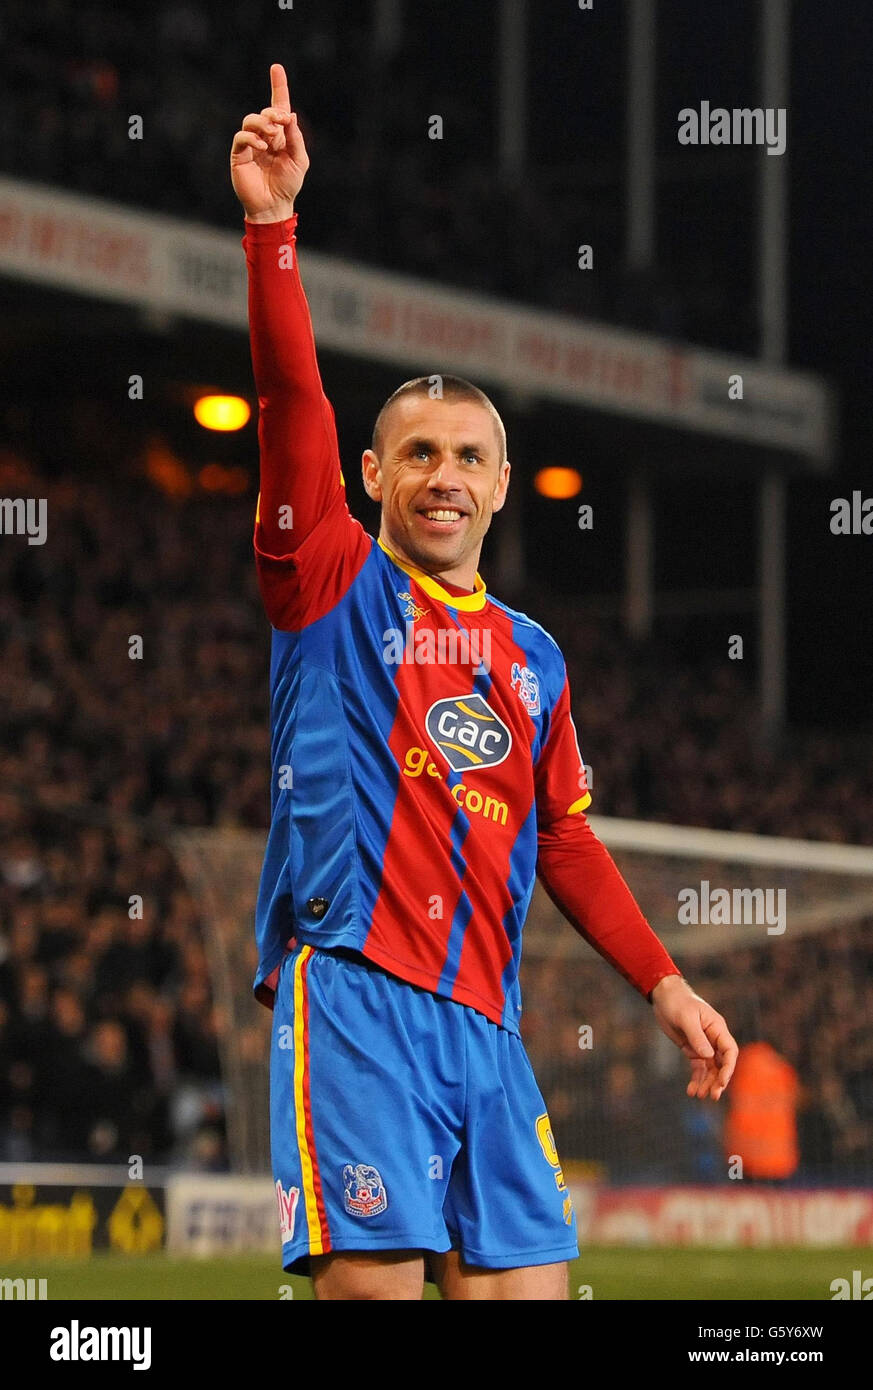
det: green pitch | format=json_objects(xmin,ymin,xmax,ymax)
[{"xmin": 1, "ymin": 1248, "xmax": 856, "ymax": 1300}]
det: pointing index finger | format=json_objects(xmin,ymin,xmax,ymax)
[{"xmin": 270, "ymin": 63, "xmax": 291, "ymax": 116}]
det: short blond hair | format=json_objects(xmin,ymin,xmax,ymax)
[{"xmin": 372, "ymin": 375, "xmax": 507, "ymax": 464}]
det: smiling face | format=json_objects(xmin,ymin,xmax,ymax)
[{"xmin": 362, "ymin": 392, "xmax": 510, "ymax": 590}]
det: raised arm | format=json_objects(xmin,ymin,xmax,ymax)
[{"xmin": 231, "ymin": 66, "xmax": 353, "ymax": 605}]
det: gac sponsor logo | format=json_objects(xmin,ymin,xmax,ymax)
[
  {"xmin": 424, "ymin": 693, "xmax": 512, "ymax": 772},
  {"xmin": 402, "ymin": 746, "xmax": 509, "ymax": 826}
]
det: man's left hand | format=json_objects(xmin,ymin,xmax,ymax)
[{"xmin": 650, "ymin": 975, "xmax": 738, "ymax": 1101}]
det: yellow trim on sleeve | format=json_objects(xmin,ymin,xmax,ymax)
[{"xmin": 567, "ymin": 792, "xmax": 592, "ymax": 814}]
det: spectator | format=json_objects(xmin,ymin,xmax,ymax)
[{"xmin": 722, "ymin": 1041, "xmax": 802, "ymax": 1183}]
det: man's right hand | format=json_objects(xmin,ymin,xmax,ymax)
[{"xmin": 230, "ymin": 63, "xmax": 309, "ymax": 223}]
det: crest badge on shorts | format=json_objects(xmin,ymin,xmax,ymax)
[{"xmin": 342, "ymin": 1162, "xmax": 388, "ymax": 1217}]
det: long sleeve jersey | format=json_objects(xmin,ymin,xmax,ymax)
[{"xmin": 245, "ymin": 213, "xmax": 680, "ymax": 1032}]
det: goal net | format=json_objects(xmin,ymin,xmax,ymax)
[
  {"xmin": 523, "ymin": 817, "xmax": 873, "ymax": 1187},
  {"xmin": 173, "ymin": 818, "xmax": 873, "ymax": 1184}
]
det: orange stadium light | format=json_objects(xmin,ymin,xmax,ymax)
[
  {"xmin": 193, "ymin": 394, "xmax": 251, "ymax": 432},
  {"xmin": 533, "ymin": 467, "xmax": 583, "ymax": 499}
]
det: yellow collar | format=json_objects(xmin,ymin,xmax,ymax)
[{"xmin": 378, "ymin": 538, "xmax": 487, "ymax": 612}]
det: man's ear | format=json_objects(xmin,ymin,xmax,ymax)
[
  {"xmin": 361, "ymin": 448, "xmax": 383, "ymax": 502},
  {"xmin": 491, "ymin": 459, "xmax": 511, "ymax": 514}
]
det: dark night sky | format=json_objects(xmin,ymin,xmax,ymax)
[{"xmin": 523, "ymin": 1, "xmax": 873, "ymax": 726}]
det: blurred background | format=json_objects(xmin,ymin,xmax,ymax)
[{"xmin": 0, "ymin": 0, "xmax": 871, "ymax": 1285}]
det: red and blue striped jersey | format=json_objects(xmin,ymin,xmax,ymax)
[{"xmin": 245, "ymin": 214, "xmax": 679, "ymax": 1033}]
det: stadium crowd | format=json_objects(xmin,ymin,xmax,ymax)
[
  {"xmin": 1, "ymin": 460, "xmax": 871, "ymax": 1176},
  {"xmin": 0, "ymin": 0, "xmax": 737, "ymax": 346}
]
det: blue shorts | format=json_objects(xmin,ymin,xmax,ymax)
[{"xmin": 270, "ymin": 943, "xmax": 579, "ymax": 1274}]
